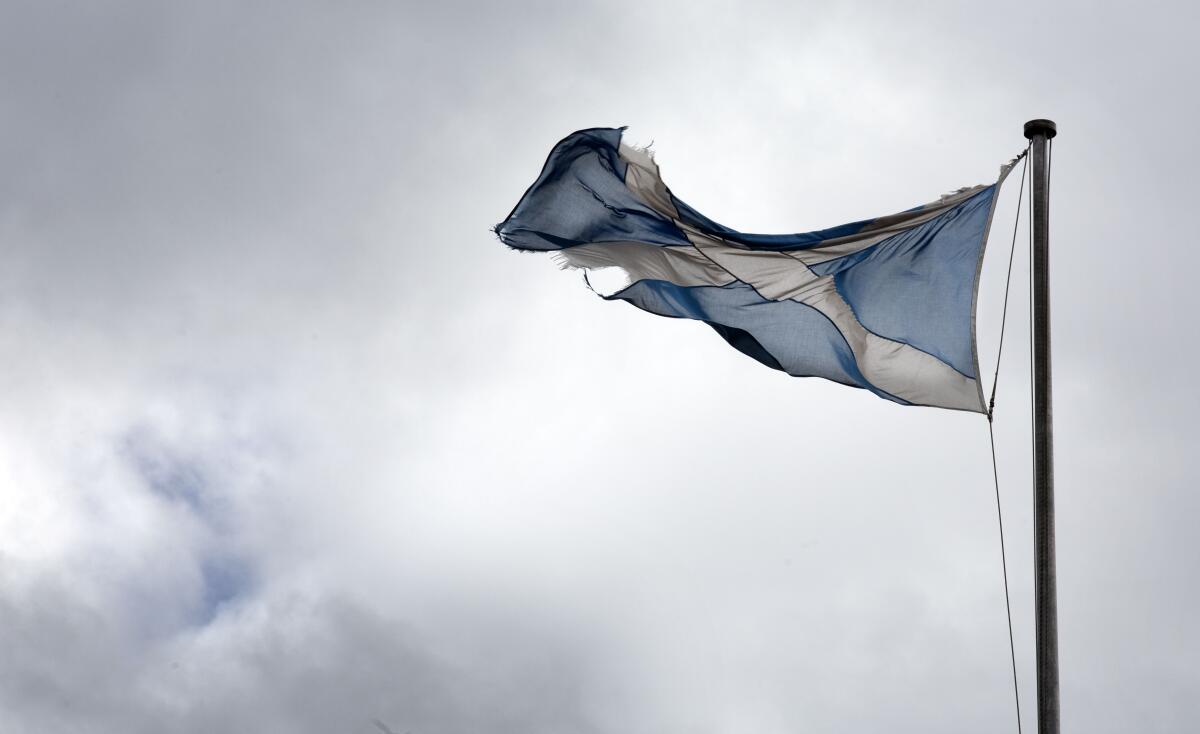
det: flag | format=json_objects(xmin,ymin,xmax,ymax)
[{"xmin": 495, "ymin": 128, "xmax": 1016, "ymax": 412}]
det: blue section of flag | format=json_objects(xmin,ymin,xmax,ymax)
[
  {"xmin": 607, "ymin": 279, "xmax": 898, "ymax": 402},
  {"xmin": 832, "ymin": 187, "xmax": 996, "ymax": 377},
  {"xmin": 496, "ymin": 128, "xmax": 691, "ymax": 251}
]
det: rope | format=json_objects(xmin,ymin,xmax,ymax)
[
  {"xmin": 988, "ymin": 419, "xmax": 1022, "ymax": 734},
  {"xmin": 988, "ymin": 147, "xmax": 1031, "ymax": 417},
  {"xmin": 986, "ymin": 144, "xmax": 1031, "ymax": 734}
]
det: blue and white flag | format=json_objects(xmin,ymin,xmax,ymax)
[{"xmin": 496, "ymin": 128, "xmax": 1016, "ymax": 412}]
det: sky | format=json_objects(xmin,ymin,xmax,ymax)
[{"xmin": 1, "ymin": 1, "xmax": 1197, "ymax": 732}]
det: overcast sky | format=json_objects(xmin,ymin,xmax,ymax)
[{"xmin": 1, "ymin": 1, "xmax": 1197, "ymax": 732}]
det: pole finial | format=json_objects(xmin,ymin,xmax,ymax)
[{"xmin": 1024, "ymin": 119, "xmax": 1058, "ymax": 140}]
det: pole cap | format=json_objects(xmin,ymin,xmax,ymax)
[{"xmin": 1024, "ymin": 119, "xmax": 1058, "ymax": 140}]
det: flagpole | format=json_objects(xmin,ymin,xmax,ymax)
[{"xmin": 1024, "ymin": 118, "xmax": 1058, "ymax": 734}]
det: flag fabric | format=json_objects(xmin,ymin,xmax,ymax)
[{"xmin": 495, "ymin": 127, "xmax": 1016, "ymax": 412}]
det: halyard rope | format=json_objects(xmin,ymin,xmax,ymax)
[{"xmin": 988, "ymin": 143, "xmax": 1031, "ymax": 734}]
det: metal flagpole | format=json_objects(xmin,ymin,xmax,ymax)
[{"xmin": 1024, "ymin": 118, "xmax": 1058, "ymax": 734}]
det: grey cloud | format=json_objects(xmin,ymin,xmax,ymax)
[
  {"xmin": 1, "ymin": 0, "xmax": 1198, "ymax": 732},
  {"xmin": 0, "ymin": 581, "xmax": 606, "ymax": 734}
]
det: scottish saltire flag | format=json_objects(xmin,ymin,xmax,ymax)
[{"xmin": 496, "ymin": 128, "xmax": 1016, "ymax": 412}]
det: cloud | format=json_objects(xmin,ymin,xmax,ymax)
[
  {"xmin": 0, "ymin": 579, "xmax": 607, "ymax": 734},
  {"xmin": 1, "ymin": 0, "xmax": 1198, "ymax": 732}
]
